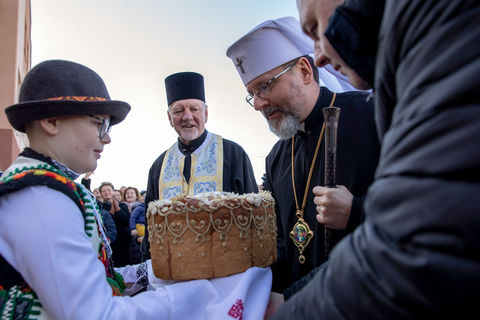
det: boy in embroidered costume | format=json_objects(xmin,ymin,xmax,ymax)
[{"xmin": 0, "ymin": 60, "xmax": 271, "ymax": 319}]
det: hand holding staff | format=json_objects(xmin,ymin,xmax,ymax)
[{"xmin": 321, "ymin": 106, "xmax": 341, "ymax": 258}]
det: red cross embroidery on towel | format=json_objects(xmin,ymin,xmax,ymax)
[{"xmin": 228, "ymin": 299, "xmax": 244, "ymax": 319}]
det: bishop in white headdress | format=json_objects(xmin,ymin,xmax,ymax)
[{"xmin": 226, "ymin": 16, "xmax": 360, "ymax": 92}]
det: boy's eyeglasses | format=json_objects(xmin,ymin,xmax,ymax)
[{"xmin": 88, "ymin": 115, "xmax": 111, "ymax": 139}]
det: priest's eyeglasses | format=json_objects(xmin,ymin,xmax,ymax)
[
  {"xmin": 89, "ymin": 115, "xmax": 111, "ymax": 139},
  {"xmin": 245, "ymin": 64, "xmax": 295, "ymax": 107}
]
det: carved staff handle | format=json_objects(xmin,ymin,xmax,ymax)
[{"xmin": 322, "ymin": 106, "xmax": 341, "ymax": 188}]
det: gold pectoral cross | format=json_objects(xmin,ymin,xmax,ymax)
[{"xmin": 289, "ymin": 212, "xmax": 314, "ymax": 264}]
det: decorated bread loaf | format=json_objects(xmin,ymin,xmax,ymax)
[{"xmin": 147, "ymin": 191, "xmax": 277, "ymax": 280}]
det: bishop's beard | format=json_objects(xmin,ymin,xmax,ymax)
[
  {"xmin": 262, "ymin": 81, "xmax": 306, "ymax": 139},
  {"xmin": 263, "ymin": 98, "xmax": 304, "ymax": 139},
  {"xmin": 267, "ymin": 111, "xmax": 301, "ymax": 139}
]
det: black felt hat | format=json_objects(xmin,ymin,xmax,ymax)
[
  {"xmin": 5, "ymin": 60, "xmax": 131, "ymax": 132},
  {"xmin": 164, "ymin": 72, "xmax": 205, "ymax": 106}
]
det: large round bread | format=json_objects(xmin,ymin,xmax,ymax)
[{"xmin": 147, "ymin": 191, "xmax": 277, "ymax": 280}]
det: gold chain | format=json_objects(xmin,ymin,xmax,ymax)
[
  {"xmin": 291, "ymin": 125, "xmax": 324, "ymax": 217},
  {"xmin": 290, "ymin": 92, "xmax": 336, "ymax": 264},
  {"xmin": 291, "ymin": 92, "xmax": 336, "ymax": 219}
]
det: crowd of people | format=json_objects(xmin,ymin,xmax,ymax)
[
  {"xmin": 82, "ymin": 175, "xmax": 146, "ymax": 267},
  {"xmin": 0, "ymin": 0, "xmax": 479, "ymax": 318}
]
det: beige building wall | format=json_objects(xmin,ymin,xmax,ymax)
[{"xmin": 0, "ymin": 0, "xmax": 31, "ymax": 172}]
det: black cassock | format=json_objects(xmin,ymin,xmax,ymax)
[
  {"xmin": 141, "ymin": 130, "xmax": 259, "ymax": 260},
  {"xmin": 266, "ymin": 87, "xmax": 380, "ymax": 293}
]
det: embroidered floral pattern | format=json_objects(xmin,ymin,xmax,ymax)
[
  {"xmin": 163, "ymin": 152, "xmax": 182, "ymax": 182},
  {"xmin": 194, "ymin": 140, "xmax": 217, "ymax": 176},
  {"xmin": 193, "ymin": 181, "xmax": 217, "ymax": 194},
  {"xmin": 159, "ymin": 132, "xmax": 223, "ymax": 198},
  {"xmin": 163, "ymin": 186, "xmax": 183, "ymax": 200}
]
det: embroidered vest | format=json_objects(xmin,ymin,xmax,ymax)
[
  {"xmin": 0, "ymin": 162, "xmax": 125, "ymax": 319},
  {"xmin": 158, "ymin": 132, "xmax": 224, "ymax": 199}
]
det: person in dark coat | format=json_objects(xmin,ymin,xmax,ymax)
[
  {"xmin": 99, "ymin": 181, "xmax": 131, "ymax": 267},
  {"xmin": 227, "ymin": 16, "xmax": 380, "ymax": 299},
  {"xmin": 100, "ymin": 206, "xmax": 117, "ymax": 243},
  {"xmin": 268, "ymin": 0, "xmax": 480, "ymax": 318},
  {"xmin": 141, "ymin": 72, "xmax": 259, "ymax": 260}
]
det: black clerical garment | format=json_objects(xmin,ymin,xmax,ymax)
[
  {"xmin": 141, "ymin": 130, "xmax": 258, "ymax": 260},
  {"xmin": 266, "ymin": 87, "xmax": 380, "ymax": 293}
]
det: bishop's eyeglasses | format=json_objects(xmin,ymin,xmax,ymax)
[{"xmin": 245, "ymin": 63, "xmax": 295, "ymax": 107}]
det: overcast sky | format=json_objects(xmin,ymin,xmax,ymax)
[{"xmin": 31, "ymin": 0, "xmax": 300, "ymax": 191}]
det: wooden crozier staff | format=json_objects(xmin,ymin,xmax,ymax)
[{"xmin": 322, "ymin": 106, "xmax": 341, "ymax": 258}]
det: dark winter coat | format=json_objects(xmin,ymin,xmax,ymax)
[
  {"xmin": 100, "ymin": 208, "xmax": 117, "ymax": 243},
  {"xmin": 101, "ymin": 201, "xmax": 131, "ymax": 267},
  {"xmin": 273, "ymin": 0, "xmax": 480, "ymax": 319}
]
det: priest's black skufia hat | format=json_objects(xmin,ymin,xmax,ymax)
[
  {"xmin": 164, "ymin": 72, "xmax": 205, "ymax": 106},
  {"xmin": 5, "ymin": 59, "xmax": 131, "ymax": 133}
]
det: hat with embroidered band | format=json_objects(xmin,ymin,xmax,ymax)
[
  {"xmin": 165, "ymin": 71, "xmax": 205, "ymax": 106},
  {"xmin": 5, "ymin": 59, "xmax": 131, "ymax": 133}
]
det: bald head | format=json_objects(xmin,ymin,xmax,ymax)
[{"xmin": 296, "ymin": 0, "xmax": 370, "ymax": 89}]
